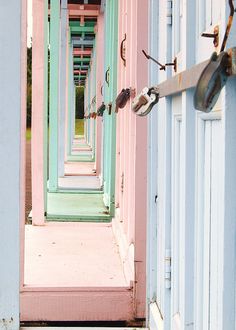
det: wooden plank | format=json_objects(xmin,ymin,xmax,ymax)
[
  {"xmin": 68, "ymin": 9, "xmax": 99, "ymax": 17},
  {"xmin": 155, "ymin": 47, "xmax": 236, "ymax": 98},
  {"xmin": 58, "ymin": 1, "xmax": 68, "ymax": 177},
  {"xmin": 48, "ymin": 0, "xmax": 60, "ymax": 192},
  {"xmin": 221, "ymin": 76, "xmax": 236, "ymax": 328},
  {"xmin": 20, "ymin": 327, "xmax": 148, "ymax": 330},
  {"xmin": 0, "ymin": 1, "xmax": 23, "ymax": 328},
  {"xmin": 32, "ymin": 0, "xmax": 47, "ymax": 225},
  {"xmin": 158, "ymin": 61, "xmax": 207, "ymax": 97},
  {"xmin": 20, "ymin": 290, "xmax": 133, "ymax": 321},
  {"xmin": 71, "ymin": 26, "xmax": 95, "ymax": 33},
  {"xmin": 146, "ymin": 0, "xmax": 159, "ymax": 319}
]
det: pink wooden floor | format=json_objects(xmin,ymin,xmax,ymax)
[
  {"xmin": 24, "ymin": 222, "xmax": 128, "ymax": 287},
  {"xmin": 21, "ymin": 223, "xmax": 133, "ymax": 321},
  {"xmin": 58, "ymin": 175, "xmax": 101, "ymax": 190},
  {"xmin": 65, "ymin": 162, "xmax": 96, "ymax": 176}
]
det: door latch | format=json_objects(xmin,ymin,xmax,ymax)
[
  {"xmin": 107, "ymin": 102, "xmax": 112, "ymax": 115},
  {"xmin": 132, "ymin": 87, "xmax": 159, "ymax": 116},
  {"xmin": 194, "ymin": 51, "xmax": 230, "ymax": 112}
]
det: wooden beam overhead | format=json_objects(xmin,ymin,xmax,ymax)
[
  {"xmin": 73, "ymin": 49, "xmax": 92, "ymax": 56},
  {"xmin": 68, "ymin": 9, "xmax": 99, "ymax": 18},
  {"xmin": 74, "ymin": 70, "xmax": 87, "ymax": 74},
  {"xmin": 67, "ymin": 4, "xmax": 100, "ymax": 11}
]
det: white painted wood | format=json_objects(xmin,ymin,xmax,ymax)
[
  {"xmin": 209, "ymin": 119, "xmax": 223, "ymax": 330},
  {"xmin": 20, "ymin": 327, "xmax": 147, "ymax": 330},
  {"xmin": 32, "ymin": 0, "xmax": 47, "ymax": 225},
  {"xmin": 0, "ymin": 1, "xmax": 22, "ymax": 328},
  {"xmin": 170, "ymin": 99, "xmax": 182, "ymax": 329},
  {"xmin": 149, "ymin": 302, "xmax": 164, "ymax": 330},
  {"xmin": 20, "ymin": 289, "xmax": 133, "ymax": 321},
  {"xmin": 202, "ymin": 120, "xmax": 212, "ymax": 330},
  {"xmin": 194, "ymin": 115, "xmax": 223, "ymax": 330},
  {"xmin": 196, "ymin": 0, "xmax": 222, "ymax": 62},
  {"xmin": 147, "ymin": 0, "xmax": 159, "ymax": 318},
  {"xmin": 148, "ymin": 1, "xmax": 236, "ymax": 330},
  {"xmin": 220, "ymin": 77, "xmax": 236, "ymax": 329}
]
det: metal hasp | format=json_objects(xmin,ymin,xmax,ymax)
[
  {"xmin": 115, "ymin": 88, "xmax": 131, "ymax": 112},
  {"xmin": 194, "ymin": 51, "xmax": 230, "ymax": 112},
  {"xmin": 132, "ymin": 87, "xmax": 159, "ymax": 116},
  {"xmin": 142, "ymin": 49, "xmax": 177, "ymax": 72},
  {"xmin": 107, "ymin": 102, "xmax": 112, "ymax": 115},
  {"xmin": 201, "ymin": 26, "xmax": 219, "ymax": 48}
]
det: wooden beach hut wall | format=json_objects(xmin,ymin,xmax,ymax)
[{"xmin": 145, "ymin": 0, "xmax": 236, "ymax": 329}]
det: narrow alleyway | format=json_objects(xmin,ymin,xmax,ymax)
[{"xmin": 3, "ymin": 0, "xmax": 236, "ymax": 328}]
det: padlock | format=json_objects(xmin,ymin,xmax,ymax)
[
  {"xmin": 97, "ymin": 102, "xmax": 106, "ymax": 117},
  {"xmin": 107, "ymin": 102, "xmax": 112, "ymax": 115},
  {"xmin": 92, "ymin": 112, "xmax": 97, "ymax": 119},
  {"xmin": 132, "ymin": 87, "xmax": 159, "ymax": 116},
  {"xmin": 194, "ymin": 51, "xmax": 230, "ymax": 112},
  {"xmin": 115, "ymin": 88, "xmax": 131, "ymax": 112}
]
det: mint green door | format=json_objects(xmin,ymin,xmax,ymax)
[{"xmin": 102, "ymin": 0, "xmax": 118, "ymax": 216}]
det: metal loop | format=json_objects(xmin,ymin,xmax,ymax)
[{"xmin": 120, "ymin": 34, "xmax": 127, "ymax": 66}]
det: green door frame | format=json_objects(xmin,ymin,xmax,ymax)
[{"xmin": 103, "ymin": 0, "xmax": 118, "ymax": 216}]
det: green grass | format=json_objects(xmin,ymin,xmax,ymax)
[
  {"xmin": 26, "ymin": 128, "xmax": 31, "ymax": 141},
  {"xmin": 75, "ymin": 119, "xmax": 84, "ymax": 136},
  {"xmin": 26, "ymin": 119, "xmax": 84, "ymax": 141}
]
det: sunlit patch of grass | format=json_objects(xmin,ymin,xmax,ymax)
[
  {"xmin": 26, "ymin": 128, "xmax": 31, "ymax": 141},
  {"xmin": 75, "ymin": 119, "xmax": 84, "ymax": 136}
]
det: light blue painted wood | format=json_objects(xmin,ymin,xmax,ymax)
[
  {"xmin": 221, "ymin": 77, "xmax": 236, "ymax": 329},
  {"xmin": 178, "ymin": 3, "xmax": 196, "ymax": 328},
  {"xmin": 179, "ymin": 90, "xmax": 195, "ymax": 330},
  {"xmin": 154, "ymin": 1, "xmax": 173, "ymax": 328},
  {"xmin": 49, "ymin": 0, "xmax": 60, "ymax": 192},
  {"xmin": 0, "ymin": 2, "xmax": 21, "ymax": 328},
  {"xmin": 219, "ymin": 5, "xmax": 236, "ymax": 327},
  {"xmin": 58, "ymin": 0, "xmax": 68, "ymax": 177},
  {"xmin": 44, "ymin": 0, "xmax": 49, "ymax": 213},
  {"xmin": 146, "ymin": 0, "xmax": 159, "ymax": 323}
]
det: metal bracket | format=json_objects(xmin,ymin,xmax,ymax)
[
  {"xmin": 120, "ymin": 34, "xmax": 127, "ymax": 66},
  {"xmin": 105, "ymin": 67, "xmax": 110, "ymax": 86},
  {"xmin": 107, "ymin": 102, "xmax": 112, "ymax": 115},
  {"xmin": 201, "ymin": 26, "xmax": 219, "ymax": 48},
  {"xmin": 142, "ymin": 50, "xmax": 177, "ymax": 72},
  {"xmin": 165, "ymin": 249, "xmax": 171, "ymax": 289}
]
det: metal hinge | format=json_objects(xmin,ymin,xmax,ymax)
[
  {"xmin": 165, "ymin": 249, "xmax": 171, "ymax": 289},
  {"xmin": 167, "ymin": 0, "xmax": 173, "ymax": 25},
  {"xmin": 121, "ymin": 173, "xmax": 124, "ymax": 193}
]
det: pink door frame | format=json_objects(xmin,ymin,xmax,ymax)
[{"xmin": 115, "ymin": 0, "xmax": 149, "ymax": 318}]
